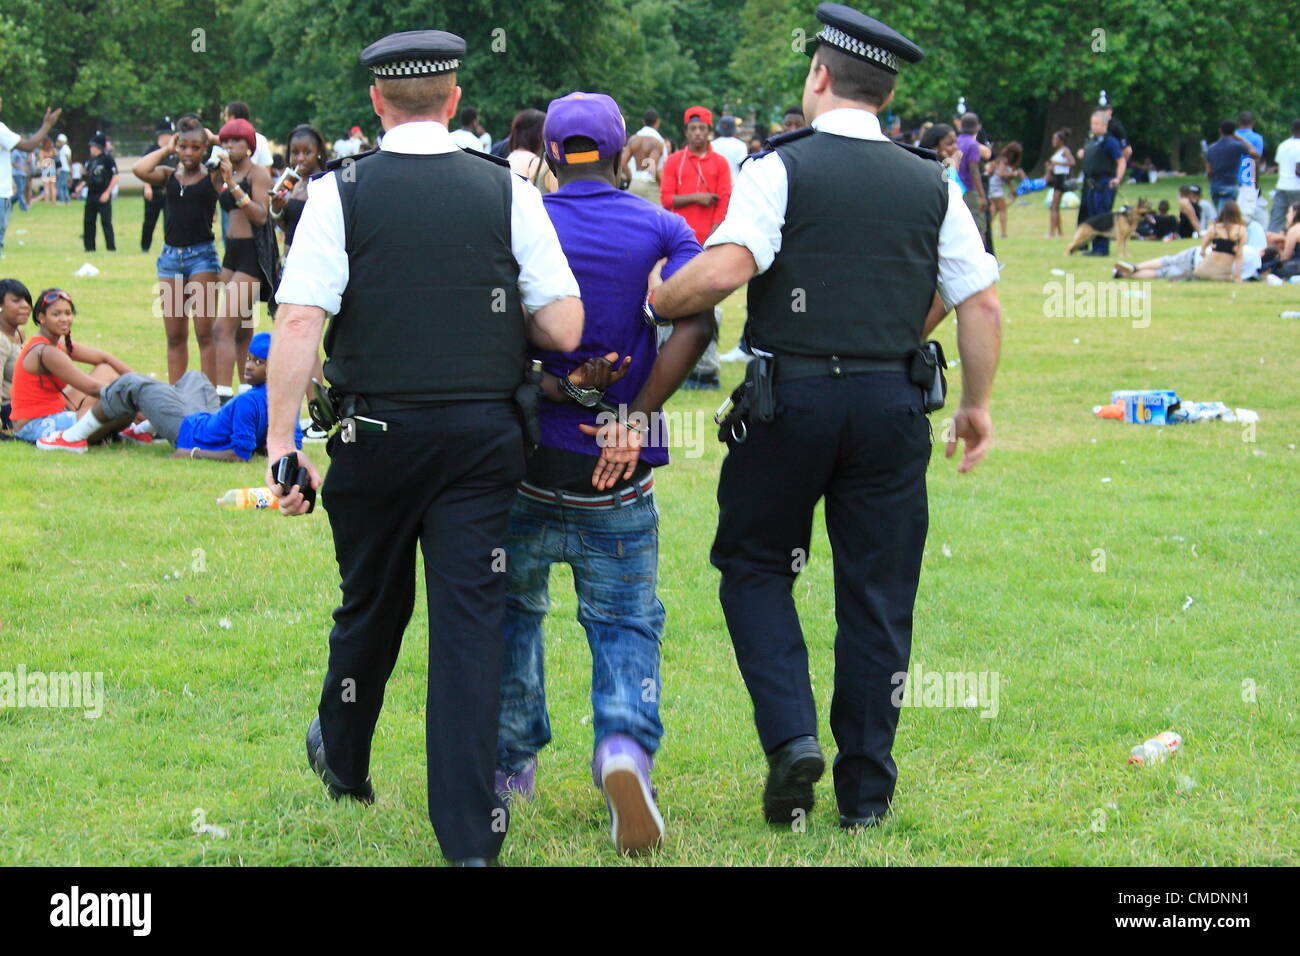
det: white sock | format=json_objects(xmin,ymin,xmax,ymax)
[
  {"xmin": 134, "ymin": 419, "xmax": 156, "ymax": 435},
  {"xmin": 61, "ymin": 409, "xmax": 106, "ymax": 442}
]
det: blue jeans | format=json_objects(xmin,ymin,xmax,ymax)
[
  {"xmin": 13, "ymin": 174, "xmax": 29, "ymax": 211},
  {"xmin": 15, "ymin": 410, "xmax": 77, "ymax": 442},
  {"xmin": 497, "ymin": 490, "xmax": 665, "ymax": 774},
  {"xmin": 0, "ymin": 196, "xmax": 10, "ymax": 256},
  {"xmin": 1211, "ymin": 185, "xmax": 1239, "ymax": 212},
  {"xmin": 57, "ymin": 169, "xmax": 69, "ymax": 204},
  {"xmin": 157, "ymin": 241, "xmax": 221, "ymax": 279}
]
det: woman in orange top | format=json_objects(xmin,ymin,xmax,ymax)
[{"xmin": 10, "ymin": 289, "xmax": 132, "ymax": 444}]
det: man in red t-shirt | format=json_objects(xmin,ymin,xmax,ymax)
[
  {"xmin": 660, "ymin": 106, "xmax": 730, "ymax": 388},
  {"xmin": 660, "ymin": 106, "xmax": 731, "ymax": 243}
]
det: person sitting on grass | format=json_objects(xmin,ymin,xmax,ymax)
[
  {"xmin": 1, "ymin": 278, "xmax": 33, "ymax": 433},
  {"xmin": 36, "ymin": 331, "xmax": 300, "ymax": 458},
  {"xmin": 9, "ymin": 289, "xmax": 132, "ymax": 445}
]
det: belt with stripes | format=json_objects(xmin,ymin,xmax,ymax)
[{"xmin": 517, "ymin": 473, "xmax": 654, "ymax": 510}]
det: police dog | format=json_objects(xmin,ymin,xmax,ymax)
[{"xmin": 1065, "ymin": 198, "xmax": 1151, "ymax": 257}]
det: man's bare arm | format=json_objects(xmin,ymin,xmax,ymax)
[
  {"xmin": 267, "ymin": 305, "xmax": 325, "ymax": 452},
  {"xmin": 921, "ymin": 292, "xmax": 948, "ymax": 337},
  {"xmin": 527, "ymin": 297, "xmax": 583, "ymax": 352},
  {"xmin": 946, "ymin": 284, "xmax": 1002, "ymax": 474},
  {"xmin": 652, "ymin": 243, "xmax": 756, "ymax": 318}
]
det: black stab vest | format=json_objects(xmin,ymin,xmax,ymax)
[
  {"xmin": 325, "ymin": 149, "xmax": 524, "ymax": 401},
  {"xmin": 746, "ymin": 132, "xmax": 947, "ymax": 359}
]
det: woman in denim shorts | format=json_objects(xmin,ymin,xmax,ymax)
[{"xmin": 134, "ymin": 116, "xmax": 223, "ymax": 385}]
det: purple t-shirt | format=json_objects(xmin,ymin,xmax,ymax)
[
  {"xmin": 537, "ymin": 180, "xmax": 701, "ymax": 466},
  {"xmin": 955, "ymin": 133, "xmax": 982, "ymax": 191}
]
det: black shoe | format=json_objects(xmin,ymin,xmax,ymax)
[
  {"xmin": 306, "ymin": 715, "xmax": 375, "ymax": 804},
  {"xmin": 839, "ymin": 813, "xmax": 886, "ymax": 831},
  {"xmin": 450, "ymin": 857, "xmax": 501, "ymax": 867},
  {"xmin": 762, "ymin": 735, "xmax": 825, "ymax": 824}
]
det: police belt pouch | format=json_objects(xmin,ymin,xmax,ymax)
[
  {"xmin": 515, "ymin": 359, "xmax": 543, "ymax": 452},
  {"xmin": 909, "ymin": 340, "xmax": 948, "ymax": 412}
]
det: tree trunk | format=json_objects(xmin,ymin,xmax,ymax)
[
  {"xmin": 1167, "ymin": 132, "xmax": 1182, "ymax": 173},
  {"xmin": 1036, "ymin": 89, "xmax": 1089, "ymax": 175}
]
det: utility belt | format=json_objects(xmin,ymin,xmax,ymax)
[
  {"xmin": 306, "ymin": 360, "xmax": 545, "ymax": 448},
  {"xmin": 714, "ymin": 343, "xmax": 948, "ymax": 444},
  {"xmin": 1083, "ymin": 175, "xmax": 1114, "ymax": 190}
]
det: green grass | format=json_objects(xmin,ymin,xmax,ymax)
[{"xmin": 1, "ymin": 178, "xmax": 1297, "ymax": 866}]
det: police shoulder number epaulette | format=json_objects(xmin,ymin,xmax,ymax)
[
  {"xmin": 741, "ymin": 126, "xmax": 816, "ymax": 168},
  {"xmin": 314, "ymin": 147, "xmax": 380, "ymax": 180},
  {"xmin": 893, "ymin": 141, "xmax": 940, "ymax": 163},
  {"xmin": 461, "ymin": 147, "xmax": 512, "ymax": 169}
]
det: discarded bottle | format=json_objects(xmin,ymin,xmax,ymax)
[
  {"xmin": 216, "ymin": 487, "xmax": 279, "ymax": 510},
  {"xmin": 1128, "ymin": 731, "xmax": 1182, "ymax": 765},
  {"xmin": 1094, "ymin": 402, "xmax": 1125, "ymax": 420},
  {"xmin": 1281, "ymin": 311, "xmax": 1300, "ymax": 319}
]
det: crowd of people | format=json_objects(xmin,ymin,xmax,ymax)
[{"xmin": 0, "ymin": 12, "xmax": 1294, "ymax": 868}]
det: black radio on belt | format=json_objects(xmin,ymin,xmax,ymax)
[{"xmin": 909, "ymin": 341, "xmax": 948, "ymax": 412}]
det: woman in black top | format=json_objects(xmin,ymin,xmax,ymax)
[
  {"xmin": 270, "ymin": 125, "xmax": 328, "ymax": 255},
  {"xmin": 134, "ymin": 117, "xmax": 224, "ymax": 385},
  {"xmin": 214, "ymin": 118, "xmax": 275, "ymax": 394}
]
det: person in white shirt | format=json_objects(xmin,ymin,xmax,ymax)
[
  {"xmin": 56, "ymin": 132, "xmax": 72, "ymax": 203},
  {"xmin": 332, "ymin": 126, "xmax": 366, "ymax": 158},
  {"xmin": 268, "ymin": 28, "xmax": 581, "ymax": 866},
  {"xmin": 0, "ymin": 97, "xmax": 63, "ymax": 257},
  {"xmin": 223, "ymin": 101, "xmax": 273, "ymax": 168},
  {"xmin": 1268, "ymin": 118, "xmax": 1300, "ymax": 233},
  {"xmin": 711, "ymin": 115, "xmax": 749, "ymax": 180},
  {"xmin": 449, "ymin": 105, "xmax": 489, "ymax": 152},
  {"xmin": 647, "ymin": 4, "xmax": 1001, "ymax": 833}
]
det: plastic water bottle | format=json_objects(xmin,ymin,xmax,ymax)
[
  {"xmin": 1128, "ymin": 731, "xmax": 1182, "ymax": 765},
  {"xmin": 1281, "ymin": 311, "xmax": 1300, "ymax": 319},
  {"xmin": 216, "ymin": 487, "xmax": 279, "ymax": 510}
]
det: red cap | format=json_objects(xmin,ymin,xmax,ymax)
[
  {"xmin": 350, "ymin": 126, "xmax": 362, "ymax": 136},
  {"xmin": 683, "ymin": 105, "xmax": 713, "ymax": 127}
]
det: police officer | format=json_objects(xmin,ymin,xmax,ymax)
[
  {"xmin": 141, "ymin": 118, "xmax": 173, "ymax": 253},
  {"xmin": 266, "ymin": 29, "xmax": 583, "ymax": 865},
  {"xmin": 1076, "ymin": 106, "xmax": 1127, "ymax": 256},
  {"xmin": 650, "ymin": 2, "xmax": 1002, "ymax": 830}
]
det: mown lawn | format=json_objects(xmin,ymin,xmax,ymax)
[{"xmin": 1, "ymin": 178, "xmax": 1296, "ymax": 866}]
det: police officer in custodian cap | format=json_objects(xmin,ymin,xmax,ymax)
[
  {"xmin": 650, "ymin": 3, "xmax": 1003, "ymax": 830},
  {"xmin": 266, "ymin": 29, "xmax": 583, "ymax": 865}
]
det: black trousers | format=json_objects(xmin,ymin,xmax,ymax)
[
  {"xmin": 711, "ymin": 371, "xmax": 931, "ymax": 820},
  {"xmin": 141, "ymin": 192, "xmax": 166, "ymax": 251},
  {"xmin": 318, "ymin": 400, "xmax": 525, "ymax": 860},
  {"xmin": 83, "ymin": 195, "xmax": 115, "ymax": 251}
]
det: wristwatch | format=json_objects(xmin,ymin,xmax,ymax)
[
  {"xmin": 642, "ymin": 292, "xmax": 673, "ymax": 328},
  {"xmin": 560, "ymin": 374, "xmax": 604, "ymax": 407}
]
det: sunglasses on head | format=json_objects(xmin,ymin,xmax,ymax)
[{"xmin": 41, "ymin": 290, "xmax": 73, "ymax": 306}]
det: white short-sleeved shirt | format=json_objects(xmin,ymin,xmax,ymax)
[
  {"xmin": 712, "ymin": 136, "xmax": 749, "ymax": 180},
  {"xmin": 705, "ymin": 107, "xmax": 1000, "ymax": 310},
  {"xmin": 1275, "ymin": 138, "xmax": 1300, "ymax": 192},
  {"xmin": 0, "ymin": 122, "xmax": 20, "ymax": 199},
  {"xmin": 449, "ymin": 128, "xmax": 483, "ymax": 152},
  {"xmin": 58, "ymin": 143, "xmax": 71, "ymax": 172},
  {"xmin": 276, "ymin": 120, "xmax": 579, "ymax": 316},
  {"xmin": 252, "ymin": 133, "xmax": 273, "ymax": 168}
]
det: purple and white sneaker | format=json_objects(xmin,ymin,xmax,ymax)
[
  {"xmin": 495, "ymin": 757, "xmax": 537, "ymax": 805},
  {"xmin": 593, "ymin": 733, "xmax": 664, "ymax": 855}
]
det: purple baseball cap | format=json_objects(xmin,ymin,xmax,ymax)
[{"xmin": 544, "ymin": 91, "xmax": 626, "ymax": 165}]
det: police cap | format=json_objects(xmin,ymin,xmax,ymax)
[
  {"xmin": 360, "ymin": 30, "xmax": 466, "ymax": 77},
  {"xmin": 809, "ymin": 3, "xmax": 923, "ymax": 74}
]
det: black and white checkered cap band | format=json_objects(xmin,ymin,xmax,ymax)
[
  {"xmin": 816, "ymin": 25, "xmax": 899, "ymax": 72},
  {"xmin": 370, "ymin": 58, "xmax": 460, "ymax": 77}
]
